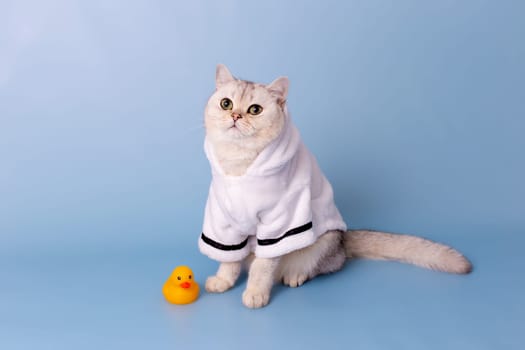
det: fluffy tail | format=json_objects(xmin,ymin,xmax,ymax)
[{"xmin": 344, "ymin": 230, "xmax": 472, "ymax": 274}]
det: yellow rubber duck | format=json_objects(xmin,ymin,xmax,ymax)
[{"xmin": 162, "ymin": 265, "xmax": 200, "ymax": 305}]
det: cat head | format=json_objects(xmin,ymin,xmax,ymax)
[{"xmin": 204, "ymin": 64, "xmax": 289, "ymax": 150}]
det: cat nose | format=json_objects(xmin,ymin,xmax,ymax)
[{"xmin": 231, "ymin": 113, "xmax": 242, "ymax": 121}]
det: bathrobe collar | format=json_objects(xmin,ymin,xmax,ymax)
[{"xmin": 204, "ymin": 110, "xmax": 301, "ymax": 178}]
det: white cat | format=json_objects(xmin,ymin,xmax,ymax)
[{"xmin": 199, "ymin": 64, "xmax": 472, "ymax": 309}]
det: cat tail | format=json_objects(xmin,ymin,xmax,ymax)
[{"xmin": 344, "ymin": 230, "xmax": 472, "ymax": 274}]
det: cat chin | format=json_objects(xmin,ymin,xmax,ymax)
[
  {"xmin": 223, "ymin": 126, "xmax": 255, "ymax": 140},
  {"xmin": 208, "ymin": 130, "xmax": 250, "ymax": 145}
]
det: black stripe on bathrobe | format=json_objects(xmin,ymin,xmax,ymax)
[
  {"xmin": 201, "ymin": 233, "xmax": 249, "ymax": 251},
  {"xmin": 257, "ymin": 222, "xmax": 313, "ymax": 246}
]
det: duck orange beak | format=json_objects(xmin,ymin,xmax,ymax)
[{"xmin": 180, "ymin": 281, "xmax": 191, "ymax": 289}]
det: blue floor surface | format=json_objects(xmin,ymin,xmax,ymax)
[{"xmin": 2, "ymin": 229, "xmax": 523, "ymax": 350}]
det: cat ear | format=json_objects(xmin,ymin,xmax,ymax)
[
  {"xmin": 267, "ymin": 76, "xmax": 289, "ymax": 105},
  {"xmin": 216, "ymin": 64, "xmax": 235, "ymax": 88}
]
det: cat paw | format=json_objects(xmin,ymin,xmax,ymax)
[
  {"xmin": 205, "ymin": 276, "xmax": 233, "ymax": 293},
  {"xmin": 242, "ymin": 288, "xmax": 270, "ymax": 308},
  {"xmin": 283, "ymin": 273, "xmax": 309, "ymax": 288}
]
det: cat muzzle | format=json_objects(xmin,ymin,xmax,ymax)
[{"xmin": 231, "ymin": 113, "xmax": 242, "ymax": 121}]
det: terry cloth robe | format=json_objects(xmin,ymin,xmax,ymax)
[{"xmin": 199, "ymin": 114, "xmax": 347, "ymax": 263}]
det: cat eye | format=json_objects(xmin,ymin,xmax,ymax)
[
  {"xmin": 220, "ymin": 98, "xmax": 233, "ymax": 110},
  {"xmin": 247, "ymin": 104, "xmax": 263, "ymax": 115}
]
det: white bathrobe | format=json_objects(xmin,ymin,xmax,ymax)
[{"xmin": 199, "ymin": 115, "xmax": 347, "ymax": 262}]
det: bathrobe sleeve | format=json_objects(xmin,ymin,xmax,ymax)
[
  {"xmin": 254, "ymin": 184, "xmax": 318, "ymax": 258},
  {"xmin": 198, "ymin": 186, "xmax": 252, "ymax": 262}
]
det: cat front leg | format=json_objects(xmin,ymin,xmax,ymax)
[
  {"xmin": 242, "ymin": 257, "xmax": 279, "ymax": 308},
  {"xmin": 205, "ymin": 261, "xmax": 242, "ymax": 293}
]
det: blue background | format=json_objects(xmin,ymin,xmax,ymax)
[{"xmin": 1, "ymin": 0, "xmax": 524, "ymax": 349}]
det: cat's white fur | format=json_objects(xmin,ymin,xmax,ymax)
[{"xmin": 203, "ymin": 64, "xmax": 472, "ymax": 308}]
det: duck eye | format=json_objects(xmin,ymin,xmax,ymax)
[
  {"xmin": 177, "ymin": 276, "xmax": 181, "ymax": 280},
  {"xmin": 189, "ymin": 275, "xmax": 192, "ymax": 279},
  {"xmin": 220, "ymin": 98, "xmax": 233, "ymax": 110},
  {"xmin": 247, "ymin": 104, "xmax": 263, "ymax": 115}
]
